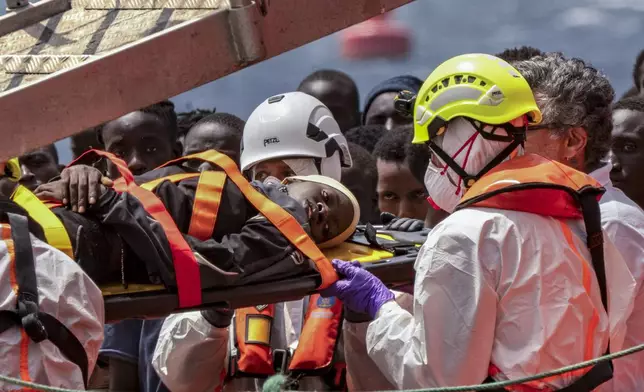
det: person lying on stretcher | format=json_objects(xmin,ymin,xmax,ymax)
[{"xmin": 34, "ymin": 150, "xmax": 360, "ymax": 291}]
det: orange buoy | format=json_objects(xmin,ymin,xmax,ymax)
[{"xmin": 341, "ymin": 14, "xmax": 411, "ymax": 60}]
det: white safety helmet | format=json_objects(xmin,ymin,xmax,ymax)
[{"xmin": 240, "ymin": 92, "xmax": 352, "ymax": 181}]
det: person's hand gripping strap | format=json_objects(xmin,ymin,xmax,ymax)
[
  {"xmin": 71, "ymin": 149, "xmax": 202, "ymax": 308},
  {"xmin": 154, "ymin": 149, "xmax": 339, "ymax": 289},
  {"xmin": 321, "ymin": 259, "xmax": 394, "ymax": 319}
]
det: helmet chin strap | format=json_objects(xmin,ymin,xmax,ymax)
[{"xmin": 428, "ymin": 120, "xmax": 526, "ymax": 190}]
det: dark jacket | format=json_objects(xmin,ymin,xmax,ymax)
[{"xmin": 51, "ymin": 165, "xmax": 314, "ymax": 290}]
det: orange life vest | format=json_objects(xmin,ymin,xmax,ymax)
[
  {"xmin": 455, "ymin": 154, "xmax": 611, "ymax": 392},
  {"xmin": 229, "ymin": 294, "xmax": 344, "ymax": 384}
]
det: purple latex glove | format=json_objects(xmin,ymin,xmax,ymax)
[{"xmin": 321, "ymin": 259, "xmax": 395, "ymax": 319}]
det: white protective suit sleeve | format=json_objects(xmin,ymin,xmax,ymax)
[
  {"xmin": 0, "ymin": 234, "xmax": 104, "ymax": 391},
  {"xmin": 343, "ymin": 291, "xmax": 413, "ymax": 391},
  {"xmin": 592, "ymin": 164, "xmax": 644, "ymax": 391},
  {"xmin": 152, "ymin": 311, "xmax": 229, "ymax": 392},
  {"xmin": 365, "ymin": 207, "xmax": 635, "ymax": 390}
]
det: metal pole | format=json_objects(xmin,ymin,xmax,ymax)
[
  {"xmin": 0, "ymin": 0, "xmax": 413, "ymax": 161},
  {"xmin": 0, "ymin": 0, "xmax": 71, "ymax": 37}
]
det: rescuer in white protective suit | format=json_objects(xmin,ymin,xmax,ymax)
[
  {"xmin": 322, "ymin": 54, "xmax": 637, "ymax": 391},
  {"xmin": 0, "ymin": 158, "xmax": 104, "ymax": 391}
]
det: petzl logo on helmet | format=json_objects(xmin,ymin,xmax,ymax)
[
  {"xmin": 256, "ymin": 304, "xmax": 268, "ymax": 311},
  {"xmin": 316, "ymin": 296, "xmax": 336, "ymax": 308},
  {"xmin": 263, "ymin": 137, "xmax": 280, "ymax": 147}
]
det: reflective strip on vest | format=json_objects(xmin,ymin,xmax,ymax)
[
  {"xmin": 156, "ymin": 149, "xmax": 338, "ymax": 289},
  {"xmin": 69, "ymin": 150, "xmax": 202, "ymax": 308},
  {"xmin": 11, "ymin": 185, "xmax": 73, "ymax": 259},
  {"xmin": 457, "ymin": 154, "xmax": 605, "ymax": 389},
  {"xmin": 233, "ymin": 294, "xmax": 342, "ymax": 377},
  {"xmin": 234, "ymin": 305, "xmax": 275, "ymax": 376}
]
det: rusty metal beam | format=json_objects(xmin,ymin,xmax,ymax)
[
  {"xmin": 0, "ymin": 0, "xmax": 71, "ymax": 38},
  {"xmin": 0, "ymin": 0, "xmax": 413, "ymax": 161}
]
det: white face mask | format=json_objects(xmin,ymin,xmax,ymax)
[
  {"xmin": 424, "ymin": 117, "xmax": 523, "ymax": 213},
  {"xmin": 283, "ymin": 158, "xmax": 320, "ymax": 177},
  {"xmin": 251, "ymin": 158, "xmax": 320, "ymax": 181}
]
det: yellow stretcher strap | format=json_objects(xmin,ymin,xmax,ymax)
[
  {"xmin": 139, "ymin": 171, "xmax": 225, "ymax": 240},
  {"xmin": 158, "ymin": 150, "xmax": 339, "ymax": 289},
  {"xmin": 11, "ymin": 185, "xmax": 74, "ymax": 259},
  {"xmin": 188, "ymin": 171, "xmax": 226, "ymax": 241},
  {"xmin": 140, "ymin": 173, "xmax": 201, "ymax": 191}
]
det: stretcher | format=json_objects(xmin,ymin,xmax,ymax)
[{"xmin": 102, "ymin": 226, "xmax": 428, "ymax": 322}]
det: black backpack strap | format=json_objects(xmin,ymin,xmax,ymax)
[
  {"xmin": 0, "ymin": 212, "xmax": 89, "ymax": 388},
  {"xmin": 578, "ymin": 189, "xmax": 609, "ymax": 313},
  {"xmin": 35, "ymin": 312, "xmax": 90, "ymax": 387},
  {"xmin": 570, "ymin": 188, "xmax": 613, "ymax": 389}
]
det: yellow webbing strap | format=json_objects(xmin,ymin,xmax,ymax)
[
  {"xmin": 11, "ymin": 185, "xmax": 74, "ymax": 258},
  {"xmin": 188, "ymin": 171, "xmax": 226, "ymax": 241},
  {"xmin": 140, "ymin": 173, "xmax": 201, "ymax": 191},
  {"xmin": 140, "ymin": 171, "xmax": 225, "ymax": 240},
  {"xmin": 158, "ymin": 150, "xmax": 339, "ymax": 289}
]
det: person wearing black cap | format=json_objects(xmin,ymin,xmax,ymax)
[{"xmin": 362, "ymin": 75, "xmax": 423, "ymax": 130}]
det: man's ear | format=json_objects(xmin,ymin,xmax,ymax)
[{"xmin": 564, "ymin": 127, "xmax": 588, "ymax": 159}]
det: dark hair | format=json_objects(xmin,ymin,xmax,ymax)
[
  {"xmin": 44, "ymin": 144, "xmax": 59, "ymax": 164},
  {"xmin": 298, "ymin": 69, "xmax": 359, "ymax": 104},
  {"xmin": 22, "ymin": 144, "xmax": 60, "ymax": 165},
  {"xmin": 614, "ymin": 95, "xmax": 644, "ymax": 112},
  {"xmin": 633, "ymin": 50, "xmax": 644, "ymax": 91},
  {"xmin": 373, "ymin": 125, "xmax": 430, "ymax": 184},
  {"xmin": 343, "ymin": 142, "xmax": 377, "ymax": 187},
  {"xmin": 71, "ymin": 129, "xmax": 103, "ymax": 159},
  {"xmin": 495, "ymin": 46, "xmax": 545, "ymax": 63},
  {"xmin": 363, "ymin": 75, "xmax": 423, "ymax": 124},
  {"xmin": 344, "ymin": 124, "xmax": 386, "ymax": 153},
  {"xmin": 96, "ymin": 100, "xmax": 178, "ymax": 144},
  {"xmin": 177, "ymin": 108, "xmax": 217, "ymax": 139},
  {"xmin": 191, "ymin": 112, "xmax": 245, "ymax": 134},
  {"xmin": 514, "ymin": 53, "xmax": 614, "ymax": 172},
  {"xmin": 342, "ymin": 142, "xmax": 379, "ymax": 224},
  {"xmin": 620, "ymin": 85, "xmax": 640, "ymax": 101}
]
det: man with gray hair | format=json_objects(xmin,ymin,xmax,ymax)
[{"xmin": 514, "ymin": 53, "xmax": 644, "ymax": 391}]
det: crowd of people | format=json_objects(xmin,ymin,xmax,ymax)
[{"xmin": 0, "ymin": 44, "xmax": 644, "ymax": 392}]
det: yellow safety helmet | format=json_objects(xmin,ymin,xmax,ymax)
[
  {"xmin": 406, "ymin": 53, "xmax": 542, "ymax": 144},
  {"xmin": 0, "ymin": 158, "xmax": 21, "ymax": 182}
]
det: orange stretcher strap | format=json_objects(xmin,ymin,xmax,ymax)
[
  {"xmin": 70, "ymin": 150, "xmax": 202, "ymax": 308},
  {"xmin": 157, "ymin": 150, "xmax": 339, "ymax": 289},
  {"xmin": 188, "ymin": 171, "xmax": 226, "ymax": 241}
]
